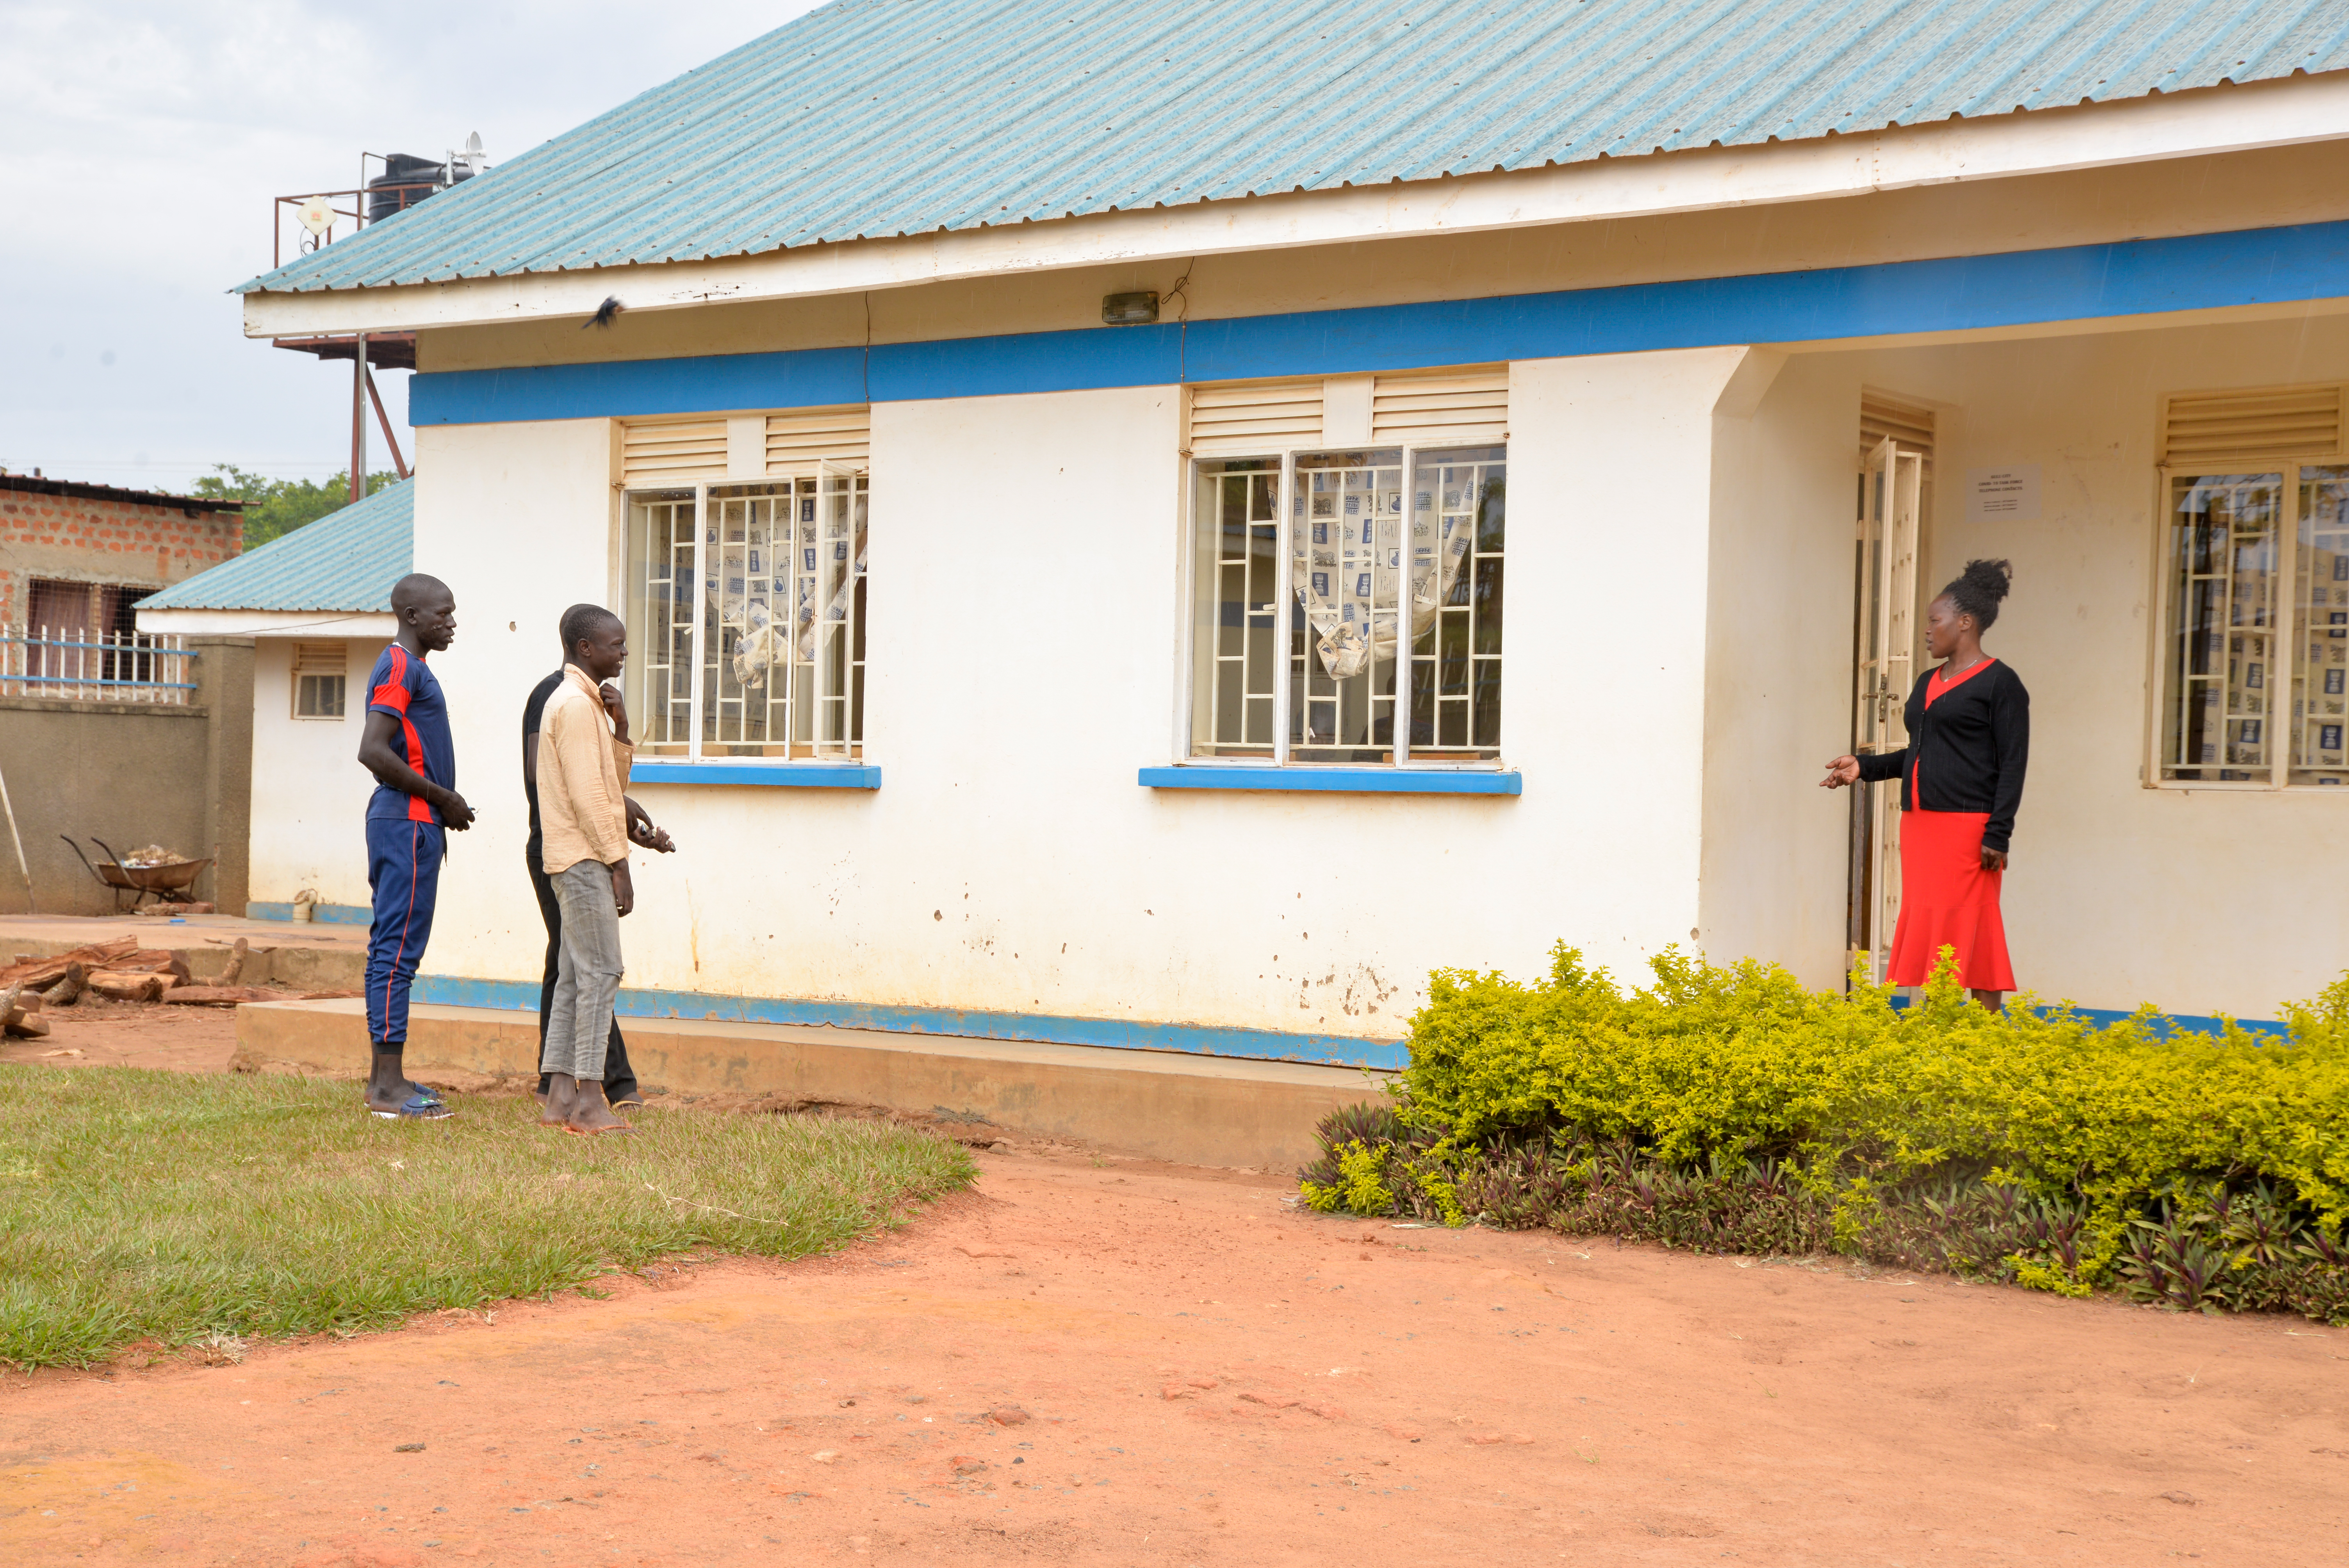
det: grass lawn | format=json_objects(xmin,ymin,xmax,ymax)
[{"xmin": 0, "ymin": 1065, "xmax": 976, "ymax": 1370}]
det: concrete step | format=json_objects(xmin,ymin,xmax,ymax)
[{"xmin": 235, "ymin": 998, "xmax": 1391, "ymax": 1172}]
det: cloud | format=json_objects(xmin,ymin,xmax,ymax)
[{"xmin": 0, "ymin": 0, "xmax": 820, "ymax": 489}]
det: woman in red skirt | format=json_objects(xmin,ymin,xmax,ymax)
[{"xmin": 1823, "ymin": 559, "xmax": 2028, "ymax": 1011}]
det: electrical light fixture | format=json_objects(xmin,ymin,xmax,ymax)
[{"xmin": 1102, "ymin": 291, "xmax": 1159, "ymax": 325}]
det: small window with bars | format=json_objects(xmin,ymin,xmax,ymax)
[
  {"xmin": 1185, "ymin": 371, "xmax": 1506, "ymax": 768},
  {"xmin": 621, "ymin": 409, "xmax": 870, "ymax": 763},
  {"xmin": 2155, "ymin": 383, "xmax": 2349, "ymax": 787},
  {"xmin": 292, "ymin": 641, "xmax": 346, "ymax": 718}
]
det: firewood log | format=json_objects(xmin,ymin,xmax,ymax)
[
  {"xmin": 160, "ymin": 985, "xmax": 283, "ymax": 1007},
  {"xmin": 0, "ymin": 983, "xmax": 43, "ymax": 1037},
  {"xmin": 86, "ymin": 971, "xmax": 165, "ymax": 1003},
  {"xmin": 0, "ymin": 940, "xmax": 138, "ymax": 990},
  {"xmin": 43, "ymin": 962, "xmax": 87, "ymax": 1007}
]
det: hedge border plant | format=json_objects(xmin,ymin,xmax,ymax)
[{"xmin": 1301, "ymin": 946, "xmax": 2349, "ymax": 1324}]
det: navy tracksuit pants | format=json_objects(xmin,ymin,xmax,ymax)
[{"xmin": 365, "ymin": 816, "xmax": 444, "ymax": 1045}]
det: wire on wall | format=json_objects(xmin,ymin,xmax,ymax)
[{"xmin": 1166, "ymin": 259, "xmax": 1196, "ymax": 383}]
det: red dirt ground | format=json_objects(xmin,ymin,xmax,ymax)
[{"xmin": 1, "ymin": 1013, "xmax": 2344, "ymax": 1566}]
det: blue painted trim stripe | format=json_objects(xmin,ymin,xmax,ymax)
[
  {"xmin": 246, "ymin": 901, "xmax": 372, "ymax": 925},
  {"xmin": 411, "ymin": 975, "xmax": 1405, "ymax": 1069},
  {"xmin": 412, "ymin": 220, "xmax": 2349, "ymax": 426},
  {"xmin": 1141, "ymin": 765, "xmax": 1520, "ymax": 796},
  {"xmin": 1884, "ymin": 994, "xmax": 2286, "ymax": 1039},
  {"xmin": 630, "ymin": 761, "xmax": 881, "ymax": 789}
]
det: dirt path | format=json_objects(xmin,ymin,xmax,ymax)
[
  {"xmin": 0, "ymin": 997, "xmax": 240, "ymax": 1073},
  {"xmin": 3, "ymin": 1131, "xmax": 2344, "ymax": 1568}
]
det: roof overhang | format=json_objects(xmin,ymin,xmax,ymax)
[
  {"xmin": 242, "ymin": 75, "xmax": 2349, "ymax": 341},
  {"xmin": 135, "ymin": 608, "xmax": 397, "ymax": 638}
]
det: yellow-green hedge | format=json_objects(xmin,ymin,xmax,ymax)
[{"xmin": 1395, "ymin": 946, "xmax": 2349, "ymax": 1234}]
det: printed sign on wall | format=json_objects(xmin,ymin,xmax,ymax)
[{"xmin": 1966, "ymin": 465, "xmax": 2042, "ymax": 522}]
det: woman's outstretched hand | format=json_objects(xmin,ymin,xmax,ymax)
[{"xmin": 1820, "ymin": 755, "xmax": 1862, "ymax": 789}]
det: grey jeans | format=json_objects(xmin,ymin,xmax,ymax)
[{"xmin": 542, "ymin": 859, "xmax": 623, "ymax": 1081}]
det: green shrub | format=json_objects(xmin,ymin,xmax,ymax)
[{"xmin": 1301, "ymin": 945, "xmax": 2349, "ymax": 1324}]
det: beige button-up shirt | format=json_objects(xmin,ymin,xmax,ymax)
[{"xmin": 536, "ymin": 665, "xmax": 634, "ymax": 875}]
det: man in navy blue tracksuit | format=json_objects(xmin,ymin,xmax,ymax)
[{"xmin": 355, "ymin": 573, "xmax": 476, "ymax": 1119}]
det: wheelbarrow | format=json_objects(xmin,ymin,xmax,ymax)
[{"xmin": 60, "ymin": 836, "xmax": 212, "ymax": 911}]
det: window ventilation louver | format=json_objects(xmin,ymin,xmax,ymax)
[
  {"xmin": 1371, "ymin": 369, "xmax": 1508, "ymax": 445},
  {"xmin": 766, "ymin": 407, "xmax": 872, "ymax": 474},
  {"xmin": 1859, "ymin": 393, "xmax": 1936, "ymax": 467},
  {"xmin": 619, "ymin": 419, "xmax": 729, "ymax": 484},
  {"xmin": 2162, "ymin": 385, "xmax": 2344, "ymax": 467},
  {"xmin": 1187, "ymin": 381, "xmax": 1324, "ymax": 455}
]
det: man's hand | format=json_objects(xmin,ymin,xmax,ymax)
[
  {"xmin": 599, "ymin": 681, "xmax": 631, "ymax": 745},
  {"xmin": 1820, "ymin": 755, "xmax": 1862, "ymax": 789},
  {"xmin": 437, "ymin": 789, "xmax": 476, "ymax": 830},
  {"xmin": 611, "ymin": 859, "xmax": 634, "ymax": 918},
  {"xmin": 1980, "ymin": 846, "xmax": 2008, "ymax": 873},
  {"xmin": 625, "ymin": 796, "xmax": 675, "ymax": 853}
]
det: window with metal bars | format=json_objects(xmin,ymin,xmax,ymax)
[
  {"xmin": 2155, "ymin": 383, "xmax": 2349, "ymax": 787},
  {"xmin": 1188, "ymin": 443, "xmax": 1505, "ymax": 766},
  {"xmin": 623, "ymin": 470, "xmax": 868, "ymax": 762},
  {"xmin": 292, "ymin": 640, "xmax": 347, "ymax": 718}
]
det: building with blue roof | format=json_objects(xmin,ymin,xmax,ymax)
[
  {"xmin": 227, "ymin": 0, "xmax": 2349, "ymax": 1055},
  {"xmin": 138, "ymin": 478, "xmax": 411, "ymax": 632}
]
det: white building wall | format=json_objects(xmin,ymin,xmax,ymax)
[
  {"xmin": 403, "ymin": 419, "xmax": 619, "ymax": 981},
  {"xmin": 1696, "ymin": 354, "xmax": 1859, "ymax": 987},
  {"xmin": 247, "ymin": 636, "xmax": 382, "ymax": 910},
  {"xmin": 397, "ymin": 360, "xmax": 1748, "ymax": 1037}
]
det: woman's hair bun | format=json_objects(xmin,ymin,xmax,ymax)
[{"xmin": 1942, "ymin": 558, "xmax": 2013, "ymax": 630}]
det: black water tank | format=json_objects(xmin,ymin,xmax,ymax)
[{"xmin": 367, "ymin": 153, "xmax": 446, "ymax": 224}]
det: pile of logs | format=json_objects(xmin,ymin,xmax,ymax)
[{"xmin": 0, "ymin": 939, "xmax": 356, "ymax": 1037}]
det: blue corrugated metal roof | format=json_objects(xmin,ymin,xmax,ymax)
[
  {"xmin": 140, "ymin": 480, "xmax": 411, "ymax": 613},
  {"xmin": 237, "ymin": 0, "xmax": 2349, "ymax": 297}
]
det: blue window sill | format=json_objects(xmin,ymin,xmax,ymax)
[
  {"xmin": 630, "ymin": 761, "xmax": 881, "ymax": 789},
  {"xmin": 1139, "ymin": 765, "xmax": 1520, "ymax": 796}
]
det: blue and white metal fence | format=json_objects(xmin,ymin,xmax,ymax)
[{"xmin": 0, "ymin": 625, "xmax": 198, "ymax": 704}]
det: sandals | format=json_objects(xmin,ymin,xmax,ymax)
[{"xmin": 371, "ymin": 1091, "xmax": 453, "ymax": 1121}]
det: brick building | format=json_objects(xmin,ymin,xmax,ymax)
[{"xmin": 0, "ymin": 473, "xmax": 245, "ymax": 638}]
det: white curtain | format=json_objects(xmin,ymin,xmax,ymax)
[{"xmin": 1292, "ymin": 474, "xmax": 1474, "ymax": 679}]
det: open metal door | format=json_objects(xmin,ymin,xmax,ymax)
[
  {"xmin": 811, "ymin": 457, "xmax": 868, "ymax": 756},
  {"xmin": 1853, "ymin": 436, "xmax": 1923, "ymax": 982}
]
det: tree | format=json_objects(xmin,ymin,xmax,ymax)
[{"xmin": 191, "ymin": 465, "xmax": 399, "ymax": 551}]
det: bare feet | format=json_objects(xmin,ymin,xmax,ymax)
[
  {"xmin": 539, "ymin": 1073, "xmax": 574, "ymax": 1127},
  {"xmin": 564, "ymin": 1078, "xmax": 633, "ymax": 1135}
]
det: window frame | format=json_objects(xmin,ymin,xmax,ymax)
[
  {"xmin": 289, "ymin": 640, "xmax": 348, "ymax": 720},
  {"xmin": 2146, "ymin": 459, "xmax": 2349, "ymax": 791},
  {"xmin": 1176, "ymin": 441, "xmax": 1508, "ymax": 773},
  {"xmin": 619, "ymin": 463, "xmax": 870, "ymax": 773}
]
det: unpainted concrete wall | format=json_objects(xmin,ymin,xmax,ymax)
[{"xmin": 0, "ymin": 636, "xmax": 253, "ymax": 915}]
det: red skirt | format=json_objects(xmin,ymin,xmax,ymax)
[{"xmin": 1886, "ymin": 809, "xmax": 2015, "ymax": 991}]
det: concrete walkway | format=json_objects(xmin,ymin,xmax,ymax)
[{"xmin": 238, "ymin": 997, "xmax": 1387, "ymax": 1171}]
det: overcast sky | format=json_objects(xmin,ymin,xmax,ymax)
[{"xmin": 0, "ymin": 1, "xmax": 823, "ymax": 494}]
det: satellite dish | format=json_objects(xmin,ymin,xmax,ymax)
[
  {"xmin": 460, "ymin": 131, "xmax": 487, "ymax": 173},
  {"xmin": 297, "ymin": 195, "xmax": 336, "ymax": 237}
]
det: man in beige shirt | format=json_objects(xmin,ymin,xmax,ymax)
[{"xmin": 536, "ymin": 603, "xmax": 637, "ymax": 1135}]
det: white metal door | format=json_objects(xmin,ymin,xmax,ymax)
[{"xmin": 1855, "ymin": 437, "xmax": 1923, "ymax": 981}]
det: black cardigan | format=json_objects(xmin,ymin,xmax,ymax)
[{"xmin": 1855, "ymin": 660, "xmax": 2030, "ymax": 853}]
